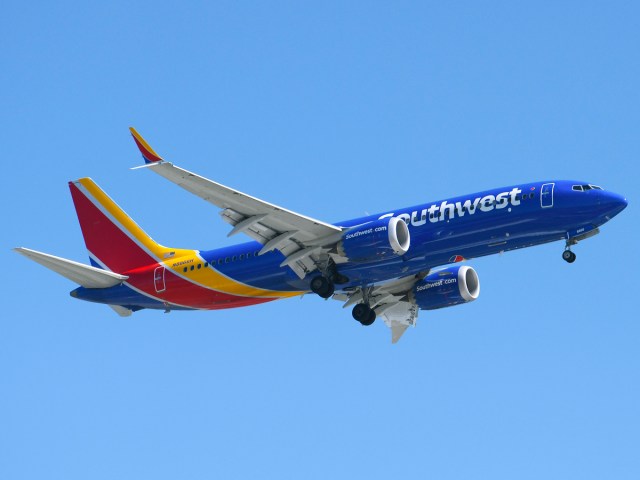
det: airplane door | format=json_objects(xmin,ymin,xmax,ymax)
[
  {"xmin": 541, "ymin": 183, "xmax": 554, "ymax": 208},
  {"xmin": 154, "ymin": 266, "xmax": 166, "ymax": 292}
]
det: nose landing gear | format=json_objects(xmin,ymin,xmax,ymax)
[
  {"xmin": 562, "ymin": 247, "xmax": 576, "ymax": 263},
  {"xmin": 562, "ymin": 250, "xmax": 576, "ymax": 263},
  {"xmin": 562, "ymin": 236, "xmax": 578, "ymax": 263}
]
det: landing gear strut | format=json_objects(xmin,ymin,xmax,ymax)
[
  {"xmin": 352, "ymin": 303, "xmax": 376, "ymax": 326},
  {"xmin": 310, "ymin": 276, "xmax": 335, "ymax": 299},
  {"xmin": 562, "ymin": 248, "xmax": 576, "ymax": 263}
]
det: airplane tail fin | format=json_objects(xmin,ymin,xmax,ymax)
[{"xmin": 68, "ymin": 178, "xmax": 187, "ymax": 273}]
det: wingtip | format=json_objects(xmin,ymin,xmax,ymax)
[
  {"xmin": 129, "ymin": 127, "xmax": 164, "ymax": 163},
  {"xmin": 13, "ymin": 246, "xmax": 36, "ymax": 256}
]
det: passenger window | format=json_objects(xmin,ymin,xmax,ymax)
[
  {"xmin": 240, "ymin": 254, "xmax": 245, "ymax": 260},
  {"xmin": 218, "ymin": 259, "xmax": 223, "ymax": 265},
  {"xmin": 225, "ymin": 257, "xmax": 230, "ymax": 263},
  {"xmin": 204, "ymin": 262, "xmax": 208, "ymax": 267},
  {"xmin": 232, "ymin": 256, "xmax": 237, "ymax": 262},
  {"xmin": 190, "ymin": 265, "xmax": 194, "ymax": 271},
  {"xmin": 197, "ymin": 264, "xmax": 201, "ymax": 269},
  {"xmin": 183, "ymin": 267, "xmax": 187, "ymax": 273}
]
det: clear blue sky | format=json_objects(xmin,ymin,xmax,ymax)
[{"xmin": 2, "ymin": 2, "xmax": 639, "ymax": 479}]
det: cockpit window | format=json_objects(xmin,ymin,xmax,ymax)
[{"xmin": 573, "ymin": 184, "xmax": 603, "ymax": 192}]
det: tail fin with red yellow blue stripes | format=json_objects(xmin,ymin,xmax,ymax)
[{"xmin": 68, "ymin": 178, "xmax": 190, "ymax": 273}]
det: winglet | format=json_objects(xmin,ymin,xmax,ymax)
[{"xmin": 129, "ymin": 127, "xmax": 164, "ymax": 164}]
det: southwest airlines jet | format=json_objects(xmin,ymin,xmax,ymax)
[{"xmin": 15, "ymin": 129, "xmax": 628, "ymax": 342}]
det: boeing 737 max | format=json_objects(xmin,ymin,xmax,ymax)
[{"xmin": 15, "ymin": 128, "xmax": 628, "ymax": 342}]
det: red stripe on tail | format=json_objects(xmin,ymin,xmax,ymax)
[{"xmin": 68, "ymin": 181, "xmax": 272, "ymax": 309}]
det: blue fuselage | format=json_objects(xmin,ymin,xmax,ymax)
[{"xmin": 197, "ymin": 180, "xmax": 627, "ymax": 293}]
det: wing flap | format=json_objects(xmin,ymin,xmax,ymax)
[
  {"xmin": 14, "ymin": 247, "xmax": 128, "ymax": 288},
  {"xmin": 380, "ymin": 302, "xmax": 419, "ymax": 344}
]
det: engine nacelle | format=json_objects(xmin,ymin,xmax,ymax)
[
  {"xmin": 411, "ymin": 265, "xmax": 480, "ymax": 310},
  {"xmin": 338, "ymin": 217, "xmax": 410, "ymax": 262}
]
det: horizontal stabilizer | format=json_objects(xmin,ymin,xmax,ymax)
[{"xmin": 14, "ymin": 247, "xmax": 128, "ymax": 288}]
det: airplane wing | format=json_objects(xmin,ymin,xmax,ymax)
[
  {"xmin": 333, "ymin": 273, "xmax": 424, "ymax": 343},
  {"xmin": 130, "ymin": 128, "xmax": 344, "ymax": 278}
]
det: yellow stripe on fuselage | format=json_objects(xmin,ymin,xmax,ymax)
[
  {"xmin": 77, "ymin": 178, "xmax": 302, "ymax": 299},
  {"xmin": 168, "ymin": 252, "xmax": 302, "ymax": 299}
]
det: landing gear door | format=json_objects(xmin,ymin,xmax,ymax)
[
  {"xmin": 541, "ymin": 183, "xmax": 554, "ymax": 208},
  {"xmin": 154, "ymin": 266, "xmax": 166, "ymax": 293}
]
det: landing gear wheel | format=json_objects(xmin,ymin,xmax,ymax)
[
  {"xmin": 361, "ymin": 309, "xmax": 376, "ymax": 326},
  {"xmin": 352, "ymin": 304, "xmax": 376, "ymax": 326},
  {"xmin": 310, "ymin": 276, "xmax": 335, "ymax": 299},
  {"xmin": 562, "ymin": 250, "xmax": 576, "ymax": 263}
]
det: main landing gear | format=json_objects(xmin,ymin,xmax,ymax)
[
  {"xmin": 310, "ymin": 276, "xmax": 335, "ymax": 299},
  {"xmin": 352, "ymin": 303, "xmax": 376, "ymax": 326},
  {"xmin": 309, "ymin": 274, "xmax": 377, "ymax": 327},
  {"xmin": 309, "ymin": 260, "xmax": 349, "ymax": 299}
]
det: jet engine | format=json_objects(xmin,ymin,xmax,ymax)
[
  {"xmin": 411, "ymin": 265, "xmax": 480, "ymax": 310},
  {"xmin": 337, "ymin": 217, "xmax": 410, "ymax": 262}
]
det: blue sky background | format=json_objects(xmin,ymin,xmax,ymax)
[{"xmin": 2, "ymin": 1, "xmax": 639, "ymax": 478}]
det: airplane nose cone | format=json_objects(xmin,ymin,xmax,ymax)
[{"xmin": 601, "ymin": 190, "xmax": 628, "ymax": 216}]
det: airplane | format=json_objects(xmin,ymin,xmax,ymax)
[{"xmin": 15, "ymin": 128, "xmax": 628, "ymax": 342}]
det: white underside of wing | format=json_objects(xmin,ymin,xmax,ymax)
[
  {"xmin": 149, "ymin": 162, "xmax": 341, "ymax": 240},
  {"xmin": 14, "ymin": 247, "xmax": 128, "ymax": 288},
  {"xmin": 146, "ymin": 162, "xmax": 344, "ymax": 278},
  {"xmin": 380, "ymin": 302, "xmax": 419, "ymax": 344}
]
